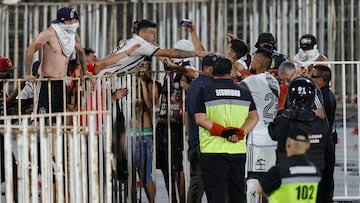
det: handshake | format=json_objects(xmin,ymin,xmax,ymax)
[{"xmin": 210, "ymin": 123, "xmax": 245, "ymax": 140}]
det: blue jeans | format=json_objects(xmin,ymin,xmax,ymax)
[{"xmin": 136, "ymin": 133, "xmax": 154, "ymax": 184}]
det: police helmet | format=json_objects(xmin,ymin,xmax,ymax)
[{"xmin": 287, "ymin": 77, "xmax": 316, "ymax": 109}]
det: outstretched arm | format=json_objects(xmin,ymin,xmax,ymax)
[
  {"xmin": 154, "ymin": 48, "xmax": 208, "ymax": 58},
  {"xmin": 94, "ymin": 44, "xmax": 141, "ymax": 73}
]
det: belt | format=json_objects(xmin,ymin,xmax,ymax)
[{"xmin": 158, "ymin": 118, "xmax": 181, "ymax": 124}]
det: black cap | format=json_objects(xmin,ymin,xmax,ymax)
[
  {"xmin": 213, "ymin": 57, "xmax": 232, "ymax": 76},
  {"xmin": 300, "ymin": 34, "xmax": 317, "ymax": 50},
  {"xmin": 255, "ymin": 32, "xmax": 277, "ymax": 50},
  {"xmin": 52, "ymin": 7, "xmax": 79, "ymax": 23},
  {"xmin": 201, "ymin": 54, "xmax": 218, "ymax": 67},
  {"xmin": 288, "ymin": 127, "xmax": 309, "ymax": 142}
]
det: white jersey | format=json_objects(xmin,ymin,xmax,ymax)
[
  {"xmin": 241, "ymin": 72, "xmax": 279, "ymax": 146},
  {"xmin": 97, "ymin": 35, "xmax": 159, "ymax": 76}
]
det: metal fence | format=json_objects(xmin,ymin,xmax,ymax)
[
  {"xmin": 0, "ymin": 61, "xmax": 360, "ymax": 202},
  {"xmin": 0, "ymin": 0, "xmax": 360, "ymax": 93}
]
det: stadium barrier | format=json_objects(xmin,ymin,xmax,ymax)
[{"xmin": 0, "ymin": 61, "xmax": 360, "ymax": 202}]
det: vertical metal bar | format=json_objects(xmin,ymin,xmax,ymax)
[
  {"xmin": 17, "ymin": 122, "xmax": 23, "ymax": 203},
  {"xmin": 14, "ymin": 5, "xmax": 19, "ymax": 70},
  {"xmin": 73, "ymin": 115, "xmax": 83, "ymax": 203},
  {"xmin": 55, "ymin": 115, "xmax": 64, "ymax": 203},
  {"xmin": 357, "ymin": 62, "xmax": 360, "ymax": 196},
  {"xmin": 5, "ymin": 5, "xmax": 9, "ymax": 57},
  {"xmin": 312, "ymin": 0, "xmax": 316, "ymax": 34},
  {"xmin": 243, "ymin": 0, "xmax": 248, "ymax": 41},
  {"xmin": 350, "ymin": 0, "xmax": 355, "ymax": 105},
  {"xmin": 305, "ymin": 0, "xmax": 309, "ymax": 33},
  {"xmin": 81, "ymin": 114, "xmax": 89, "ymax": 203},
  {"xmin": 30, "ymin": 120, "xmax": 39, "ymax": 203},
  {"xmin": 166, "ymin": 74, "xmax": 172, "ymax": 203},
  {"xmin": 89, "ymin": 113, "xmax": 100, "ymax": 203},
  {"xmin": 210, "ymin": 0, "xmax": 215, "ymax": 51},
  {"xmin": 22, "ymin": 119, "xmax": 30, "ymax": 203},
  {"xmin": 105, "ymin": 113, "xmax": 113, "ymax": 203},
  {"xmin": 341, "ymin": 63, "xmax": 348, "ymax": 196},
  {"xmin": 4, "ymin": 119, "xmax": 14, "ymax": 203},
  {"xmin": 39, "ymin": 117, "xmax": 50, "ymax": 203}
]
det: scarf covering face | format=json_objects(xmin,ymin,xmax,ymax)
[{"xmin": 51, "ymin": 23, "xmax": 79, "ymax": 57}]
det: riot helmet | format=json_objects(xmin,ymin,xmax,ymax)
[{"xmin": 287, "ymin": 77, "xmax": 316, "ymax": 109}]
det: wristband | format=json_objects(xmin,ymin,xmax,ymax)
[
  {"xmin": 210, "ymin": 122, "xmax": 224, "ymax": 136},
  {"xmin": 237, "ymin": 128, "xmax": 245, "ymax": 140}
]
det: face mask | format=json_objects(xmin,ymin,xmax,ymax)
[
  {"xmin": 304, "ymin": 49, "xmax": 317, "ymax": 57},
  {"xmin": 62, "ymin": 22, "xmax": 79, "ymax": 34}
]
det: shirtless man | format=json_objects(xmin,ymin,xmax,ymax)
[
  {"xmin": 132, "ymin": 57, "xmax": 160, "ymax": 203},
  {"xmin": 24, "ymin": 7, "xmax": 86, "ymax": 114}
]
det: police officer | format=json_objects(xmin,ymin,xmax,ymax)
[
  {"xmin": 258, "ymin": 127, "xmax": 321, "ymax": 203},
  {"xmin": 194, "ymin": 57, "xmax": 259, "ymax": 203},
  {"xmin": 268, "ymin": 77, "xmax": 335, "ymax": 202}
]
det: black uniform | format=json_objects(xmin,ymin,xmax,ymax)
[
  {"xmin": 260, "ymin": 155, "xmax": 321, "ymax": 203},
  {"xmin": 269, "ymin": 112, "xmax": 335, "ymax": 203}
]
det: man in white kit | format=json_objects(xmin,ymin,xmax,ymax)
[{"xmin": 97, "ymin": 19, "xmax": 207, "ymax": 76}]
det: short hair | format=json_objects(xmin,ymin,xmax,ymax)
[
  {"xmin": 136, "ymin": 19, "xmax": 157, "ymax": 34},
  {"xmin": 278, "ymin": 61, "xmax": 297, "ymax": 75},
  {"xmin": 252, "ymin": 50, "xmax": 272, "ymax": 71},
  {"xmin": 314, "ymin": 65, "xmax": 331, "ymax": 83},
  {"xmin": 143, "ymin": 56, "xmax": 152, "ymax": 62},
  {"xmin": 84, "ymin": 48, "xmax": 96, "ymax": 56},
  {"xmin": 230, "ymin": 39, "xmax": 248, "ymax": 59}
]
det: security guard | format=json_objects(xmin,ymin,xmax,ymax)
[
  {"xmin": 194, "ymin": 57, "xmax": 259, "ymax": 203},
  {"xmin": 269, "ymin": 77, "xmax": 335, "ymax": 202},
  {"xmin": 258, "ymin": 127, "xmax": 321, "ymax": 203}
]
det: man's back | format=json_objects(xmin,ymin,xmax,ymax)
[{"xmin": 261, "ymin": 155, "xmax": 321, "ymax": 203}]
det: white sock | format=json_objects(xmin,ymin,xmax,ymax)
[{"xmin": 246, "ymin": 179, "xmax": 259, "ymax": 203}]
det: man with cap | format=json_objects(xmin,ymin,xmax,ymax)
[
  {"xmin": 268, "ymin": 77, "xmax": 334, "ymax": 202},
  {"xmin": 293, "ymin": 34, "xmax": 328, "ymax": 76},
  {"xmin": 185, "ymin": 54, "xmax": 216, "ymax": 203},
  {"xmin": 231, "ymin": 32, "xmax": 288, "ymax": 77},
  {"xmin": 194, "ymin": 57, "xmax": 259, "ymax": 203},
  {"xmin": 258, "ymin": 127, "xmax": 321, "ymax": 203},
  {"xmin": 0, "ymin": 56, "xmax": 18, "ymax": 198},
  {"xmin": 24, "ymin": 6, "xmax": 86, "ymax": 115}
]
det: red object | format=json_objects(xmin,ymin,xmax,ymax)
[
  {"xmin": 239, "ymin": 70, "xmax": 252, "ymax": 77},
  {"xmin": 87, "ymin": 63, "xmax": 96, "ymax": 75},
  {"xmin": 278, "ymin": 83, "xmax": 288, "ymax": 110},
  {"xmin": 353, "ymin": 128, "xmax": 358, "ymax": 135},
  {"xmin": 210, "ymin": 122, "xmax": 224, "ymax": 136},
  {"xmin": 0, "ymin": 57, "xmax": 13, "ymax": 71},
  {"xmin": 236, "ymin": 128, "xmax": 245, "ymax": 140}
]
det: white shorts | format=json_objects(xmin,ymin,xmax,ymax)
[{"xmin": 246, "ymin": 144, "xmax": 277, "ymax": 174}]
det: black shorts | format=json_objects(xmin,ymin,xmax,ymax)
[
  {"xmin": 37, "ymin": 78, "xmax": 65, "ymax": 114},
  {"xmin": 156, "ymin": 121, "xmax": 184, "ymax": 172}
]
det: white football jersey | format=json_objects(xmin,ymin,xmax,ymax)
[
  {"xmin": 241, "ymin": 72, "xmax": 279, "ymax": 146},
  {"xmin": 97, "ymin": 35, "xmax": 159, "ymax": 76}
]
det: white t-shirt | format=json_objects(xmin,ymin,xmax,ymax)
[
  {"xmin": 97, "ymin": 35, "xmax": 159, "ymax": 76},
  {"xmin": 241, "ymin": 72, "xmax": 279, "ymax": 146}
]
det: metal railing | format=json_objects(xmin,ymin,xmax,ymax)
[{"xmin": 0, "ymin": 61, "xmax": 360, "ymax": 201}]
